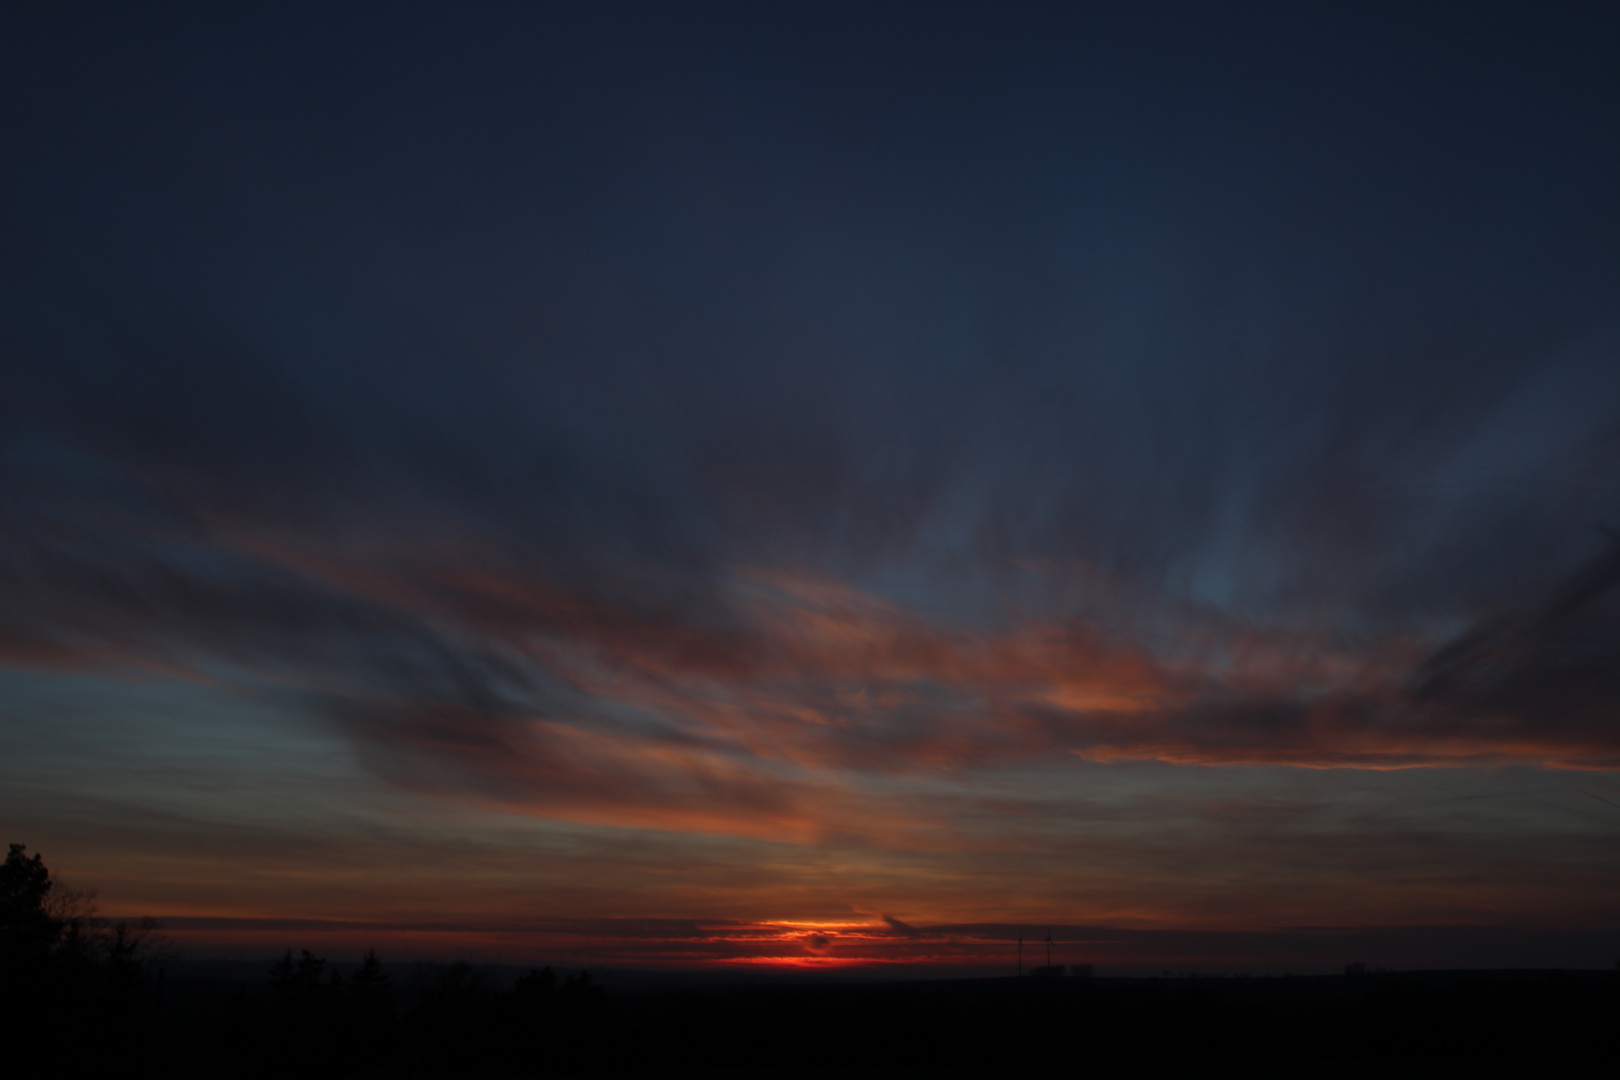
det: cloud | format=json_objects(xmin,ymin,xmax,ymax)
[
  {"xmin": 7, "ymin": 500, "xmax": 1618, "ymax": 862},
  {"xmin": 7, "ymin": 401, "xmax": 1620, "ymax": 857},
  {"xmin": 6, "ymin": 236, "xmax": 1620, "ymax": 859}
]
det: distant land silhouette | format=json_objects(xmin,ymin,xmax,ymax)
[{"xmin": 6, "ymin": 845, "xmax": 1617, "ymax": 1076}]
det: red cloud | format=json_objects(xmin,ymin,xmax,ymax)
[{"xmin": 9, "ymin": 523, "xmax": 1619, "ymax": 851}]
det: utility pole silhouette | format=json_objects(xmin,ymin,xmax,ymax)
[
  {"xmin": 1044, "ymin": 929, "xmax": 1053, "ymax": 969},
  {"xmin": 1016, "ymin": 931, "xmax": 1023, "ymax": 977}
]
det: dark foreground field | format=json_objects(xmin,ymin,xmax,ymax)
[{"xmin": 51, "ymin": 961, "xmax": 1617, "ymax": 1078}]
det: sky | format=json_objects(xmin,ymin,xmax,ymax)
[{"xmin": 3, "ymin": 1, "xmax": 1620, "ymax": 975}]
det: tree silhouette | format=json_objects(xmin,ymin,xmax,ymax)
[
  {"xmin": 345, "ymin": 950, "xmax": 397, "ymax": 1078},
  {"xmin": 0, "ymin": 843, "xmax": 164, "ymax": 1073},
  {"xmin": 1, "ymin": 843, "xmax": 59, "ymax": 961},
  {"xmin": 348, "ymin": 949, "xmax": 395, "ymax": 1016}
]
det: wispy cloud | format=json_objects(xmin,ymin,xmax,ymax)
[
  {"xmin": 7, "ymin": 476, "xmax": 1620, "ymax": 853},
  {"xmin": 4, "ymin": 0, "xmax": 1620, "ymax": 944}
]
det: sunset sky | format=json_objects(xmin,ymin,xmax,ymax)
[{"xmin": 3, "ymin": 2, "xmax": 1620, "ymax": 974}]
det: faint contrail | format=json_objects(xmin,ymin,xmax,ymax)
[{"xmin": 1576, "ymin": 789, "xmax": 1620, "ymax": 812}]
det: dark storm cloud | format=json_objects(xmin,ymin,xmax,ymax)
[{"xmin": 3, "ymin": 1, "xmax": 1620, "ymax": 844}]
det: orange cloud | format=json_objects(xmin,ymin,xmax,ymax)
[{"xmin": 10, "ymin": 521, "xmax": 1619, "ymax": 857}]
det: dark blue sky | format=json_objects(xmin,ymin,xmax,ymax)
[{"xmin": 3, "ymin": 2, "xmax": 1619, "ymax": 969}]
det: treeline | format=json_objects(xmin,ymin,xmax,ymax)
[
  {"xmin": 209, "ymin": 954, "xmax": 1619, "ymax": 1075},
  {"xmin": 214, "ymin": 953, "xmax": 608, "ymax": 1078},
  {"xmin": 0, "ymin": 844, "xmax": 165, "ymax": 1071},
  {"xmin": 6, "ymin": 845, "xmax": 1617, "ymax": 1075}
]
